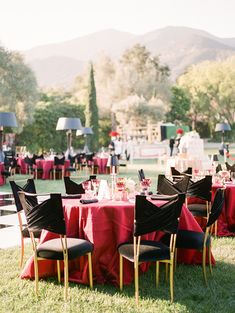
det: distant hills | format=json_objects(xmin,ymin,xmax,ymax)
[{"xmin": 22, "ymin": 26, "xmax": 235, "ymax": 88}]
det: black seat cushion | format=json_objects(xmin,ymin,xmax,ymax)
[
  {"xmin": 118, "ymin": 240, "xmax": 170, "ymax": 262},
  {"xmin": 37, "ymin": 238, "xmax": 93, "ymax": 260},
  {"xmin": 176, "ymin": 229, "xmax": 211, "ymax": 250},
  {"xmin": 22, "ymin": 227, "xmax": 41, "ymax": 238},
  {"xmin": 187, "ymin": 203, "xmax": 207, "ymax": 217}
]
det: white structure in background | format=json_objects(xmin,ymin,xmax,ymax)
[{"xmin": 166, "ymin": 131, "xmax": 212, "ymax": 175}]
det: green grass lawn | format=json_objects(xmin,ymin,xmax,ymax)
[
  {"xmin": 0, "ymin": 161, "xmax": 235, "ymax": 312},
  {"xmin": 0, "ymin": 238, "xmax": 234, "ymax": 313}
]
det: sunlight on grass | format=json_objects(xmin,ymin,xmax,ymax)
[{"xmin": 0, "ymin": 238, "xmax": 234, "ymax": 313}]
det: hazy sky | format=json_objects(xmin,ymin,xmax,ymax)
[{"xmin": 1, "ymin": 0, "xmax": 235, "ymax": 51}]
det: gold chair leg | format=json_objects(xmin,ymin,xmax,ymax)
[
  {"xmin": 57, "ymin": 260, "xmax": 61, "ymax": 283},
  {"xmin": 208, "ymin": 244, "xmax": 213, "ymax": 275},
  {"xmin": 156, "ymin": 261, "xmax": 159, "ymax": 287},
  {"xmin": 20, "ymin": 235, "xmax": 24, "ymax": 268},
  {"xmin": 134, "ymin": 262, "xmax": 139, "ymax": 306},
  {"xmin": 34, "ymin": 255, "xmax": 39, "ymax": 296},
  {"xmin": 214, "ymin": 221, "xmax": 217, "ymax": 237},
  {"xmin": 165, "ymin": 263, "xmax": 169, "ymax": 283},
  {"xmin": 87, "ymin": 253, "xmax": 93, "ymax": 288},
  {"xmin": 64, "ymin": 257, "xmax": 68, "ymax": 301},
  {"xmin": 170, "ymin": 262, "xmax": 174, "ymax": 303},
  {"xmin": 119, "ymin": 254, "xmax": 123, "ymax": 291},
  {"xmin": 202, "ymin": 247, "xmax": 208, "ymax": 285},
  {"xmin": 174, "ymin": 248, "xmax": 177, "ymax": 271}
]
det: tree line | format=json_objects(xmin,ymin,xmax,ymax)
[{"xmin": 1, "ymin": 43, "xmax": 235, "ymax": 154}]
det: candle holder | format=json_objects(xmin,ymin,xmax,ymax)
[{"xmin": 107, "ymin": 154, "xmax": 119, "ymax": 200}]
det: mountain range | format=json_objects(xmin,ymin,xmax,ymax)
[{"xmin": 22, "ymin": 26, "xmax": 235, "ymax": 88}]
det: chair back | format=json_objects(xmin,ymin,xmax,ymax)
[
  {"xmin": 171, "ymin": 167, "xmax": 192, "ymax": 176},
  {"xmin": 64, "ymin": 177, "xmax": 85, "ymax": 194},
  {"xmin": 216, "ymin": 164, "xmax": 222, "ymax": 173},
  {"xmin": 187, "ymin": 175, "xmax": 212, "ymax": 202},
  {"xmin": 24, "ymin": 155, "xmax": 37, "ymax": 166},
  {"xmin": 134, "ymin": 193, "xmax": 185, "ymax": 237},
  {"xmin": 54, "ymin": 156, "xmax": 65, "ymax": 166},
  {"xmin": 157, "ymin": 174, "xmax": 189, "ymax": 195},
  {"xmin": 206, "ymin": 188, "xmax": 225, "ymax": 228},
  {"xmin": 225, "ymin": 162, "xmax": 235, "ymax": 172},
  {"xmin": 18, "ymin": 192, "xmax": 66, "ymax": 235},
  {"xmin": 10, "ymin": 179, "xmax": 37, "ymax": 212},
  {"xmin": 138, "ymin": 169, "xmax": 145, "ymax": 181}
]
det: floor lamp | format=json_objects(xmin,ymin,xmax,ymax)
[
  {"xmin": 0, "ymin": 112, "xmax": 18, "ymax": 151},
  {"xmin": 56, "ymin": 117, "xmax": 82, "ymax": 152},
  {"xmin": 76, "ymin": 127, "xmax": 93, "ymax": 153},
  {"xmin": 215, "ymin": 123, "xmax": 231, "ymax": 163}
]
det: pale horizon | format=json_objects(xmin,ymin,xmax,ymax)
[{"xmin": 1, "ymin": 0, "xmax": 235, "ymax": 51}]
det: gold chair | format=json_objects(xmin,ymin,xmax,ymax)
[
  {"xmin": 18, "ymin": 192, "xmax": 93, "ymax": 300},
  {"xmin": 175, "ymin": 188, "xmax": 225, "ymax": 284},
  {"xmin": 9, "ymin": 179, "xmax": 40, "ymax": 267},
  {"xmin": 118, "ymin": 193, "xmax": 185, "ymax": 304}
]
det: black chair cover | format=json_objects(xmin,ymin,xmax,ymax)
[
  {"xmin": 19, "ymin": 193, "xmax": 66, "ymax": 235},
  {"xmin": 134, "ymin": 193, "xmax": 185, "ymax": 236},
  {"xmin": 157, "ymin": 174, "xmax": 189, "ymax": 195},
  {"xmin": 64, "ymin": 177, "xmax": 85, "ymax": 194},
  {"xmin": 187, "ymin": 175, "xmax": 212, "ymax": 202},
  {"xmin": 138, "ymin": 169, "xmax": 145, "ymax": 181},
  {"xmin": 207, "ymin": 188, "xmax": 224, "ymax": 228},
  {"xmin": 10, "ymin": 179, "xmax": 38, "ymax": 212}
]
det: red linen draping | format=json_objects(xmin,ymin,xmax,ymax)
[
  {"xmin": 20, "ymin": 199, "xmax": 214, "ymax": 286},
  {"xmin": 0, "ymin": 163, "xmax": 5, "ymax": 185},
  {"xmin": 93, "ymin": 157, "xmax": 108, "ymax": 174},
  {"xmin": 17, "ymin": 157, "xmax": 28, "ymax": 174},
  {"xmin": 35, "ymin": 159, "xmax": 70, "ymax": 179},
  {"xmin": 212, "ymin": 184, "xmax": 235, "ymax": 236}
]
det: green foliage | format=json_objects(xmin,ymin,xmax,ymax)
[
  {"xmin": 85, "ymin": 63, "xmax": 99, "ymax": 152},
  {"xmin": 98, "ymin": 116, "xmax": 112, "ymax": 148},
  {"xmin": 177, "ymin": 57, "xmax": 235, "ymax": 137},
  {"xmin": 17, "ymin": 93, "xmax": 85, "ymax": 153},
  {"xmin": 0, "ymin": 46, "xmax": 38, "ymax": 129},
  {"xmin": 166, "ymin": 86, "xmax": 191, "ymax": 125}
]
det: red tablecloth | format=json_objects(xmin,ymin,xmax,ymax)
[
  {"xmin": 17, "ymin": 157, "xmax": 28, "ymax": 174},
  {"xmin": 35, "ymin": 159, "xmax": 70, "ymax": 179},
  {"xmin": 93, "ymin": 157, "xmax": 108, "ymax": 174},
  {"xmin": 212, "ymin": 184, "xmax": 235, "ymax": 236},
  {"xmin": 0, "ymin": 163, "xmax": 5, "ymax": 185},
  {"xmin": 21, "ymin": 199, "xmax": 214, "ymax": 286}
]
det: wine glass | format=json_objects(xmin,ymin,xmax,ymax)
[
  {"xmin": 91, "ymin": 179, "xmax": 100, "ymax": 197},
  {"xmin": 140, "ymin": 178, "xmax": 151, "ymax": 195},
  {"xmin": 116, "ymin": 178, "xmax": 126, "ymax": 200},
  {"xmin": 231, "ymin": 172, "xmax": 235, "ymax": 184},
  {"xmin": 82, "ymin": 180, "xmax": 92, "ymax": 199}
]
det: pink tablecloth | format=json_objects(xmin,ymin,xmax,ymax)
[
  {"xmin": 21, "ymin": 199, "xmax": 214, "ymax": 286},
  {"xmin": 212, "ymin": 184, "xmax": 235, "ymax": 236},
  {"xmin": 0, "ymin": 163, "xmax": 5, "ymax": 185},
  {"xmin": 93, "ymin": 157, "xmax": 108, "ymax": 174}
]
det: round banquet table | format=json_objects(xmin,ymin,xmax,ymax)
[
  {"xmin": 212, "ymin": 183, "xmax": 235, "ymax": 236},
  {"xmin": 20, "ymin": 198, "xmax": 215, "ymax": 286}
]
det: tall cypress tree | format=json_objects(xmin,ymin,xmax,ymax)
[{"xmin": 85, "ymin": 63, "xmax": 99, "ymax": 152}]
